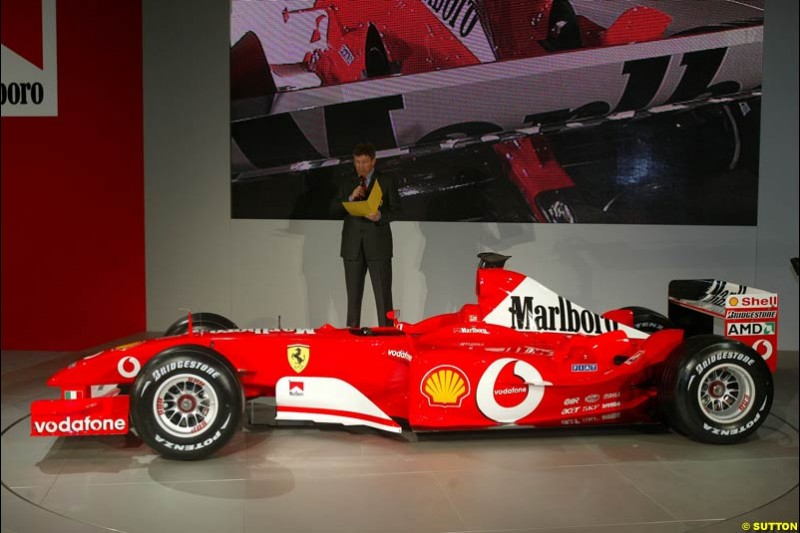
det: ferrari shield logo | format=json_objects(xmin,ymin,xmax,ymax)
[{"xmin": 287, "ymin": 344, "xmax": 310, "ymax": 373}]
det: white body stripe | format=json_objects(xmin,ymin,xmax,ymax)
[
  {"xmin": 484, "ymin": 276, "xmax": 649, "ymax": 339},
  {"xmin": 275, "ymin": 377, "xmax": 400, "ymax": 432}
]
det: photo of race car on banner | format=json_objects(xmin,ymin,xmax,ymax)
[{"xmin": 230, "ymin": 0, "xmax": 763, "ymax": 224}]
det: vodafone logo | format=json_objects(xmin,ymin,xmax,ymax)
[
  {"xmin": 1, "ymin": 0, "xmax": 58, "ymax": 116},
  {"xmin": 117, "ymin": 356, "xmax": 141, "ymax": 378},
  {"xmin": 33, "ymin": 416, "xmax": 127, "ymax": 435},
  {"xmin": 753, "ymin": 339, "xmax": 773, "ymax": 361},
  {"xmin": 476, "ymin": 358, "xmax": 551, "ymax": 423}
]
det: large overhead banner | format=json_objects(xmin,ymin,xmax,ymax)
[{"xmin": 230, "ymin": 0, "xmax": 763, "ymax": 224}]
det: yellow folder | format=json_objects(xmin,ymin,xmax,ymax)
[{"xmin": 342, "ymin": 180, "xmax": 382, "ymax": 217}]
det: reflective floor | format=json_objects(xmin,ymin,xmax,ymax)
[{"xmin": 2, "ymin": 341, "xmax": 798, "ymax": 533}]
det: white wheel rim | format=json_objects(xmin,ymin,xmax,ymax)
[
  {"xmin": 153, "ymin": 373, "xmax": 219, "ymax": 438},
  {"xmin": 697, "ymin": 363, "xmax": 755, "ymax": 424}
]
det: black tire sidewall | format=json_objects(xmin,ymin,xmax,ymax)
[
  {"xmin": 164, "ymin": 312, "xmax": 238, "ymax": 336},
  {"xmin": 670, "ymin": 339, "xmax": 772, "ymax": 444},
  {"xmin": 623, "ymin": 306, "xmax": 673, "ymax": 333},
  {"xmin": 131, "ymin": 346, "xmax": 242, "ymax": 460}
]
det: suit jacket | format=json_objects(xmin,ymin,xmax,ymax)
[{"xmin": 333, "ymin": 171, "xmax": 402, "ymax": 260}]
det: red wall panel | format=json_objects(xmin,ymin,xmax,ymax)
[{"xmin": 1, "ymin": 1, "xmax": 145, "ymax": 350}]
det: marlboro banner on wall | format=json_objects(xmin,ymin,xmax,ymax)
[{"xmin": 1, "ymin": 0, "xmax": 58, "ymax": 116}]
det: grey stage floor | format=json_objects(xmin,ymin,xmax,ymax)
[{"xmin": 2, "ymin": 339, "xmax": 798, "ymax": 533}]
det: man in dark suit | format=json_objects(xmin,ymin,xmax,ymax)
[{"xmin": 334, "ymin": 143, "xmax": 402, "ymax": 327}]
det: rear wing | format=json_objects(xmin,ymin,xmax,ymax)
[{"xmin": 668, "ymin": 280, "xmax": 779, "ymax": 372}]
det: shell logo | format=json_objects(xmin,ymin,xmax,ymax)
[
  {"xmin": 729, "ymin": 296, "xmax": 739, "ymax": 306},
  {"xmin": 421, "ymin": 365, "xmax": 470, "ymax": 407}
]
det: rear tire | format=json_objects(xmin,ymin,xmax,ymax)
[
  {"xmin": 130, "ymin": 346, "xmax": 243, "ymax": 460},
  {"xmin": 623, "ymin": 306, "xmax": 674, "ymax": 333},
  {"xmin": 543, "ymin": 0, "xmax": 582, "ymax": 51},
  {"xmin": 659, "ymin": 335, "xmax": 772, "ymax": 444},
  {"xmin": 364, "ymin": 23, "xmax": 395, "ymax": 77}
]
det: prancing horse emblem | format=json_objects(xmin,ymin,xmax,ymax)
[{"xmin": 287, "ymin": 344, "xmax": 310, "ymax": 373}]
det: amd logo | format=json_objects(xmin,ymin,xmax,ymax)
[{"xmin": 726, "ymin": 322, "xmax": 775, "ymax": 336}]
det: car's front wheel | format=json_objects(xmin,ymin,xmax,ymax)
[
  {"xmin": 659, "ymin": 335, "xmax": 772, "ymax": 444},
  {"xmin": 163, "ymin": 312, "xmax": 238, "ymax": 336},
  {"xmin": 130, "ymin": 346, "xmax": 242, "ymax": 460}
]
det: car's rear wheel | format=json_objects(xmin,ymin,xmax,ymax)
[
  {"xmin": 364, "ymin": 23, "xmax": 395, "ymax": 78},
  {"xmin": 164, "ymin": 312, "xmax": 238, "ymax": 336},
  {"xmin": 623, "ymin": 306, "xmax": 674, "ymax": 333},
  {"xmin": 543, "ymin": 0, "xmax": 582, "ymax": 51},
  {"xmin": 659, "ymin": 335, "xmax": 772, "ymax": 444},
  {"xmin": 130, "ymin": 346, "xmax": 243, "ymax": 460}
]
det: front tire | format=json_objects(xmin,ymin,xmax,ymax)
[
  {"xmin": 130, "ymin": 346, "xmax": 242, "ymax": 460},
  {"xmin": 659, "ymin": 336, "xmax": 772, "ymax": 444},
  {"xmin": 164, "ymin": 312, "xmax": 238, "ymax": 336}
]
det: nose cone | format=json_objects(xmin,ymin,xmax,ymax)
[{"xmin": 47, "ymin": 365, "xmax": 76, "ymax": 387}]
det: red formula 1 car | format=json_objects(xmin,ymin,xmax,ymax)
[{"xmin": 31, "ymin": 254, "xmax": 778, "ymax": 460}]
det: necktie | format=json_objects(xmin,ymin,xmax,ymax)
[{"xmin": 360, "ymin": 176, "xmax": 367, "ymax": 198}]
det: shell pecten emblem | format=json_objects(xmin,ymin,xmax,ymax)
[
  {"xmin": 287, "ymin": 344, "xmax": 310, "ymax": 373},
  {"xmin": 421, "ymin": 365, "xmax": 470, "ymax": 407}
]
